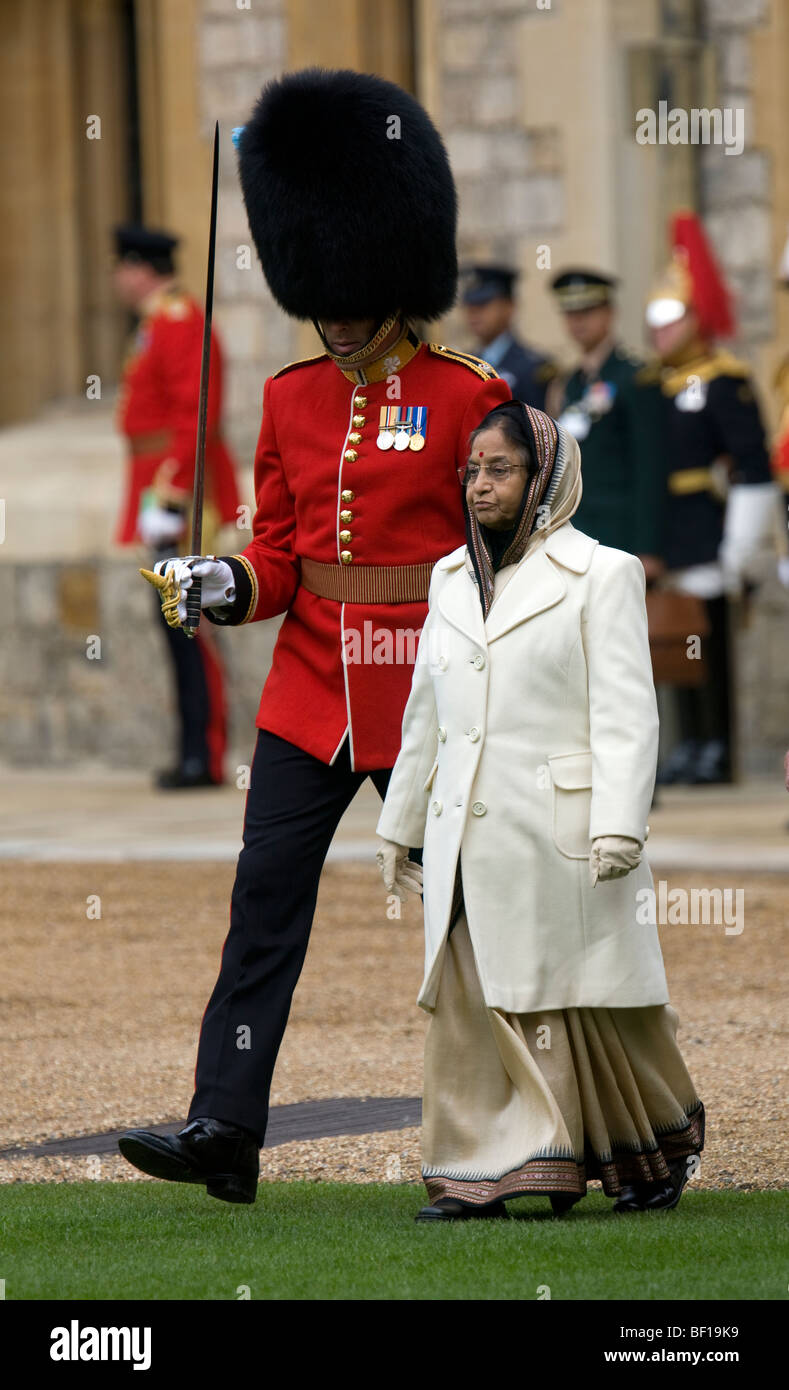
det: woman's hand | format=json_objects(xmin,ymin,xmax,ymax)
[
  {"xmin": 589, "ymin": 835, "xmax": 642, "ymax": 887},
  {"xmin": 376, "ymin": 838, "xmax": 423, "ymax": 900}
]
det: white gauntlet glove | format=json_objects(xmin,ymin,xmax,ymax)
[
  {"xmin": 376, "ymin": 838, "xmax": 423, "ymax": 900},
  {"xmin": 141, "ymin": 553, "xmax": 236, "ymax": 631},
  {"xmin": 151, "ymin": 555, "xmax": 236, "ymax": 627},
  {"xmin": 589, "ymin": 835, "xmax": 643, "ymax": 887}
]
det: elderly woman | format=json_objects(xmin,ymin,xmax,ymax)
[{"xmin": 376, "ymin": 401, "xmax": 705, "ymax": 1222}]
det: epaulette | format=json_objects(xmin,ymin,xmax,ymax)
[
  {"xmin": 661, "ymin": 350, "xmax": 752, "ymax": 397},
  {"xmin": 272, "ymin": 352, "xmax": 328, "ymax": 379},
  {"xmin": 161, "ymin": 290, "xmax": 190, "ymax": 321},
  {"xmin": 428, "ymin": 343, "xmax": 500, "ymax": 381}
]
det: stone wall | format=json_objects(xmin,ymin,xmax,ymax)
[{"xmin": 0, "ymin": 554, "xmax": 281, "ymax": 774}]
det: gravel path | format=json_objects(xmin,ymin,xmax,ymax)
[{"xmin": 0, "ymin": 861, "xmax": 786, "ymax": 1190}]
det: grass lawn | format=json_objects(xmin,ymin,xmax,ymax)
[{"xmin": 1, "ymin": 1182, "xmax": 785, "ymax": 1301}]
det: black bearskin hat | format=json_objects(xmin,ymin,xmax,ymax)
[{"xmin": 237, "ymin": 67, "xmax": 458, "ymax": 323}]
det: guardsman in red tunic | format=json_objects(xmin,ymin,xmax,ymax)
[
  {"xmin": 112, "ymin": 224, "xmax": 240, "ymax": 788},
  {"xmin": 119, "ymin": 69, "xmax": 509, "ymax": 1202}
]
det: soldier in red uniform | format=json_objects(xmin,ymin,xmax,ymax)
[
  {"xmin": 112, "ymin": 223, "xmax": 240, "ymax": 788},
  {"xmin": 119, "ymin": 69, "xmax": 509, "ymax": 1203}
]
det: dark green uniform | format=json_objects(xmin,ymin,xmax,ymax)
[{"xmin": 557, "ymin": 345, "xmax": 667, "ymax": 556}]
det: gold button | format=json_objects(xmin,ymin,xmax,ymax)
[
  {"xmin": 341, "ymin": 489, "xmax": 355, "ymax": 502},
  {"xmin": 340, "ymin": 550, "xmax": 353, "ymax": 565},
  {"xmin": 355, "ymin": 395, "xmax": 367, "ymax": 407},
  {"xmin": 348, "ymin": 432, "xmax": 362, "ymax": 445},
  {"xmin": 339, "ymin": 529, "xmax": 352, "ymax": 543},
  {"xmin": 340, "ymin": 510, "xmax": 353, "ymax": 523},
  {"xmin": 352, "ymin": 414, "xmax": 365, "ymax": 427},
  {"xmin": 344, "ymin": 449, "xmax": 358, "ymax": 462}
]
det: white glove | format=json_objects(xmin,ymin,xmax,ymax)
[
  {"xmin": 153, "ymin": 555, "xmax": 236, "ymax": 626},
  {"xmin": 589, "ymin": 835, "xmax": 642, "ymax": 887},
  {"xmin": 138, "ymin": 504, "xmax": 187, "ymax": 548},
  {"xmin": 375, "ymin": 838, "xmax": 423, "ymax": 900},
  {"xmin": 718, "ymin": 483, "xmax": 780, "ymax": 593}
]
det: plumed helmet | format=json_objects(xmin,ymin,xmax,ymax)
[{"xmin": 237, "ymin": 67, "xmax": 458, "ymax": 323}]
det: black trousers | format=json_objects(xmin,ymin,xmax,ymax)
[
  {"xmin": 152, "ymin": 546, "xmax": 225, "ymax": 779},
  {"xmin": 187, "ymin": 728, "xmax": 417, "ymax": 1143}
]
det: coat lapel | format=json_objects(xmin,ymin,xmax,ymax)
[
  {"xmin": 436, "ymin": 564, "xmax": 488, "ymax": 649},
  {"xmin": 484, "ymin": 547, "xmax": 566, "ymax": 643},
  {"xmin": 483, "ymin": 524, "xmax": 598, "ymax": 644}
]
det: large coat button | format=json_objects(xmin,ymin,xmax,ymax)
[
  {"xmin": 468, "ymin": 727, "xmax": 480, "ymax": 742},
  {"xmin": 355, "ymin": 395, "xmax": 367, "ymax": 408},
  {"xmin": 431, "ymin": 800, "xmax": 443, "ymax": 816},
  {"xmin": 471, "ymin": 800, "xmax": 487, "ymax": 816},
  {"xmin": 341, "ymin": 489, "xmax": 355, "ymax": 502},
  {"xmin": 473, "ymin": 654, "xmax": 486, "ymax": 670},
  {"xmin": 437, "ymin": 655, "xmax": 448, "ymax": 671},
  {"xmin": 340, "ymin": 550, "xmax": 353, "ymax": 564},
  {"xmin": 437, "ymin": 726, "xmax": 447, "ymax": 742}
]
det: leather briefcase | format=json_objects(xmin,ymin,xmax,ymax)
[{"xmin": 646, "ymin": 589, "xmax": 710, "ymax": 686}]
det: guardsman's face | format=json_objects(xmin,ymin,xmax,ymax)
[
  {"xmin": 562, "ymin": 304, "xmax": 613, "ymax": 351},
  {"xmin": 320, "ymin": 318, "xmax": 378, "ymax": 356},
  {"xmin": 112, "ymin": 260, "xmax": 158, "ymax": 310},
  {"xmin": 464, "ymin": 296, "xmax": 514, "ymax": 346},
  {"xmin": 465, "ymin": 425, "xmax": 529, "ymax": 531},
  {"xmin": 650, "ymin": 308, "xmax": 700, "ymax": 363}
]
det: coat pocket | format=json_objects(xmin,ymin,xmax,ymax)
[
  {"xmin": 547, "ymin": 751, "xmax": 593, "ymax": 859},
  {"xmin": 422, "ymin": 756, "xmax": 439, "ymax": 793}
]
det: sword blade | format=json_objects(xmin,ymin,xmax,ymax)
[{"xmin": 185, "ymin": 120, "xmax": 220, "ymax": 636}]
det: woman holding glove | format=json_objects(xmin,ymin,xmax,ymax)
[{"xmin": 376, "ymin": 401, "xmax": 705, "ymax": 1222}]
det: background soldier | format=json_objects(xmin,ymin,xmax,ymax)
[
  {"xmin": 550, "ymin": 267, "xmax": 667, "ymax": 582},
  {"xmin": 118, "ymin": 69, "xmax": 509, "ymax": 1203},
  {"xmin": 646, "ymin": 213, "xmax": 777, "ymax": 785},
  {"xmin": 771, "ymin": 229, "xmax": 789, "ymax": 586},
  {"xmin": 461, "ymin": 263, "xmax": 557, "ymax": 409},
  {"xmin": 112, "ymin": 224, "xmax": 240, "ymax": 788}
]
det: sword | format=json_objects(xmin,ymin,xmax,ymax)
[
  {"xmin": 184, "ymin": 119, "xmax": 220, "ymax": 638},
  {"xmin": 141, "ymin": 120, "xmax": 220, "ymax": 638}
]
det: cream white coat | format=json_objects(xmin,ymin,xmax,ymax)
[{"xmin": 376, "ymin": 522, "xmax": 669, "ymax": 1013}]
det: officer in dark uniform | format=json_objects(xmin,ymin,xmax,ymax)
[
  {"xmin": 646, "ymin": 214, "xmax": 777, "ymax": 785},
  {"xmin": 461, "ymin": 264, "xmax": 557, "ymax": 410},
  {"xmin": 551, "ymin": 269, "xmax": 667, "ymax": 581}
]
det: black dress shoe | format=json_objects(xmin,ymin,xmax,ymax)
[
  {"xmin": 691, "ymin": 739, "xmax": 731, "ymax": 785},
  {"xmin": 640, "ymin": 1157, "xmax": 693, "ymax": 1211},
  {"xmin": 415, "ymin": 1197, "xmax": 509, "ymax": 1222},
  {"xmin": 612, "ymin": 1182, "xmax": 654, "ymax": 1213},
  {"xmin": 155, "ymin": 766, "xmax": 222, "ymax": 790},
  {"xmin": 118, "ymin": 1117, "xmax": 260, "ymax": 1204},
  {"xmin": 549, "ymin": 1191, "xmax": 582, "ymax": 1215}
]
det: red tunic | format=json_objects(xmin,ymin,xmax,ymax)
[
  {"xmin": 115, "ymin": 286, "xmax": 240, "ymax": 544},
  {"xmin": 218, "ymin": 337, "xmax": 510, "ymax": 770}
]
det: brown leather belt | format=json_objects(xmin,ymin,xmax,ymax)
[
  {"xmin": 128, "ymin": 429, "xmax": 219, "ymax": 457},
  {"xmin": 300, "ymin": 556, "xmax": 433, "ymax": 604},
  {"xmin": 128, "ymin": 430, "xmax": 173, "ymax": 456}
]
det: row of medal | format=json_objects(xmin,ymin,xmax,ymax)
[{"xmin": 376, "ymin": 405, "xmax": 428, "ymax": 451}]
